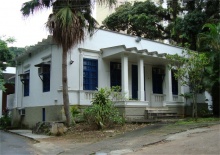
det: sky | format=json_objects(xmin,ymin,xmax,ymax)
[{"xmin": 0, "ymin": 0, "xmax": 51, "ymax": 47}]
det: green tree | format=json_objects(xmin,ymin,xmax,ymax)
[
  {"xmin": 197, "ymin": 23, "xmax": 220, "ymax": 116},
  {"xmin": 102, "ymin": 0, "xmax": 170, "ymax": 40},
  {"xmin": 0, "ymin": 37, "xmax": 15, "ymax": 90},
  {"xmin": 21, "ymin": 0, "xmax": 116, "ymax": 126},
  {"xmin": 0, "ymin": 37, "xmax": 14, "ymax": 70},
  {"xmin": 170, "ymin": 0, "xmax": 219, "ymax": 50},
  {"xmin": 167, "ymin": 50, "xmax": 209, "ymax": 119}
]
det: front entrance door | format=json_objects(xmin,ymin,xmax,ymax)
[
  {"xmin": 132, "ymin": 65, "xmax": 138, "ymax": 99},
  {"xmin": 110, "ymin": 62, "xmax": 121, "ymax": 87}
]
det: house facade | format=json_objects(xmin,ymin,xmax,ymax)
[{"xmin": 13, "ymin": 29, "xmax": 188, "ymax": 127}]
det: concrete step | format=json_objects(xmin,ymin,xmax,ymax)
[{"xmin": 145, "ymin": 108, "xmax": 179, "ymax": 119}]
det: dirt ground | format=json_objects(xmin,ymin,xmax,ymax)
[{"xmin": 40, "ymin": 122, "xmax": 148, "ymax": 144}]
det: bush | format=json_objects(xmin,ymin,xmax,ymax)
[
  {"xmin": 70, "ymin": 105, "xmax": 81, "ymax": 124},
  {"xmin": 0, "ymin": 116, "xmax": 11, "ymax": 129},
  {"xmin": 83, "ymin": 87, "xmax": 124, "ymax": 129}
]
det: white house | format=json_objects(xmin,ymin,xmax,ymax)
[{"xmin": 13, "ymin": 29, "xmax": 191, "ymax": 127}]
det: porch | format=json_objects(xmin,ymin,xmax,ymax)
[{"xmin": 77, "ymin": 45, "xmax": 185, "ymax": 120}]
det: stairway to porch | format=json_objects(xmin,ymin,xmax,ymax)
[
  {"xmin": 145, "ymin": 107, "xmax": 179, "ymax": 119},
  {"xmin": 126, "ymin": 107, "xmax": 181, "ymax": 123}
]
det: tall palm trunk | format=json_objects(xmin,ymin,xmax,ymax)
[{"xmin": 62, "ymin": 48, "xmax": 70, "ymax": 126}]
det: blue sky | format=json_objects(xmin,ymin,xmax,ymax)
[{"xmin": 0, "ymin": 0, "xmax": 51, "ymax": 47}]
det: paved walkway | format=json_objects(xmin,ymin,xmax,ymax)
[{"xmin": 7, "ymin": 121, "xmax": 220, "ymax": 155}]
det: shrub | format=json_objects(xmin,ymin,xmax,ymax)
[
  {"xmin": 0, "ymin": 115, "xmax": 11, "ymax": 129},
  {"xmin": 83, "ymin": 87, "xmax": 124, "ymax": 129},
  {"xmin": 70, "ymin": 105, "xmax": 81, "ymax": 124}
]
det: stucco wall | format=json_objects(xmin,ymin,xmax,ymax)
[
  {"xmin": 15, "ymin": 45, "xmax": 63, "ymax": 109},
  {"xmin": 11, "ymin": 105, "xmax": 63, "ymax": 128}
]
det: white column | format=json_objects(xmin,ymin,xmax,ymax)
[
  {"xmin": 138, "ymin": 57, "xmax": 145, "ymax": 101},
  {"xmin": 164, "ymin": 65, "xmax": 173, "ymax": 102},
  {"xmin": 121, "ymin": 53, "xmax": 129, "ymax": 99},
  {"xmin": 178, "ymin": 79, "xmax": 184, "ymax": 102},
  {"xmin": 145, "ymin": 65, "xmax": 152, "ymax": 104}
]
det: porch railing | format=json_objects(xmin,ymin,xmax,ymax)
[
  {"xmin": 84, "ymin": 91, "xmax": 96, "ymax": 100},
  {"xmin": 173, "ymin": 95, "xmax": 178, "ymax": 101},
  {"xmin": 153, "ymin": 94, "xmax": 165, "ymax": 102}
]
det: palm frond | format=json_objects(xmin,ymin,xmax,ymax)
[
  {"xmin": 21, "ymin": 0, "xmax": 54, "ymax": 16},
  {"xmin": 47, "ymin": 6, "xmax": 84, "ymax": 50},
  {"xmin": 96, "ymin": 0, "xmax": 116, "ymax": 8}
]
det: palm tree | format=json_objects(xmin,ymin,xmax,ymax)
[
  {"xmin": 197, "ymin": 22, "xmax": 220, "ymax": 116},
  {"xmin": 21, "ymin": 0, "xmax": 116, "ymax": 126}
]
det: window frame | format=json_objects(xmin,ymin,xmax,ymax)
[{"xmin": 83, "ymin": 58, "xmax": 98, "ymax": 90}]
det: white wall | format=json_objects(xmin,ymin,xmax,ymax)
[{"xmin": 16, "ymin": 45, "xmax": 63, "ymax": 108}]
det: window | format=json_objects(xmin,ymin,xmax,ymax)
[
  {"xmin": 110, "ymin": 62, "xmax": 121, "ymax": 87},
  {"xmin": 42, "ymin": 66, "xmax": 50, "ymax": 92},
  {"xmin": 83, "ymin": 58, "xmax": 98, "ymax": 90},
  {"xmin": 172, "ymin": 70, "xmax": 178, "ymax": 95},
  {"xmin": 23, "ymin": 71, "xmax": 30, "ymax": 96}
]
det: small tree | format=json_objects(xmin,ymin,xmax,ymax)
[
  {"xmin": 83, "ymin": 87, "xmax": 124, "ymax": 129},
  {"xmin": 0, "ymin": 37, "xmax": 14, "ymax": 91},
  {"xmin": 166, "ymin": 49, "xmax": 209, "ymax": 119}
]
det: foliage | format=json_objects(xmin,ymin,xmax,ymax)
[
  {"xmin": 197, "ymin": 22, "xmax": 220, "ymax": 116},
  {"xmin": 102, "ymin": 0, "xmax": 219, "ymax": 50},
  {"xmin": 21, "ymin": 0, "xmax": 116, "ymax": 127},
  {"xmin": 0, "ymin": 37, "xmax": 16, "ymax": 90},
  {"xmin": 180, "ymin": 92, "xmax": 192, "ymax": 105},
  {"xmin": 70, "ymin": 105, "xmax": 81, "ymax": 125},
  {"xmin": 9, "ymin": 47, "xmax": 25, "ymax": 56},
  {"xmin": 171, "ymin": 11, "xmax": 206, "ymax": 49},
  {"xmin": 0, "ymin": 37, "xmax": 14, "ymax": 70},
  {"xmin": 102, "ymin": 0, "xmax": 170, "ymax": 40},
  {"xmin": 0, "ymin": 115, "xmax": 11, "ymax": 129},
  {"xmin": 170, "ymin": 0, "xmax": 219, "ymax": 50},
  {"xmin": 84, "ymin": 87, "xmax": 124, "ymax": 129},
  {"xmin": 167, "ymin": 49, "xmax": 209, "ymax": 119}
]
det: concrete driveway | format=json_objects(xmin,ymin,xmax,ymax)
[{"xmin": 125, "ymin": 124, "xmax": 220, "ymax": 155}]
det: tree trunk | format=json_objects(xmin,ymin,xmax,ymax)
[
  {"xmin": 62, "ymin": 48, "xmax": 71, "ymax": 126},
  {"xmin": 192, "ymin": 93, "xmax": 197, "ymax": 119}
]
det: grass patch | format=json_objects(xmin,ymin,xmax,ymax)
[{"xmin": 175, "ymin": 117, "xmax": 220, "ymax": 125}]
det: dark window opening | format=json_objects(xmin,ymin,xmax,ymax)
[
  {"xmin": 172, "ymin": 70, "xmax": 178, "ymax": 95},
  {"xmin": 152, "ymin": 68, "xmax": 163, "ymax": 94},
  {"xmin": 23, "ymin": 71, "xmax": 30, "ymax": 96},
  {"xmin": 42, "ymin": 66, "xmax": 50, "ymax": 92},
  {"xmin": 110, "ymin": 62, "xmax": 121, "ymax": 88},
  {"xmin": 132, "ymin": 65, "xmax": 138, "ymax": 99}
]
